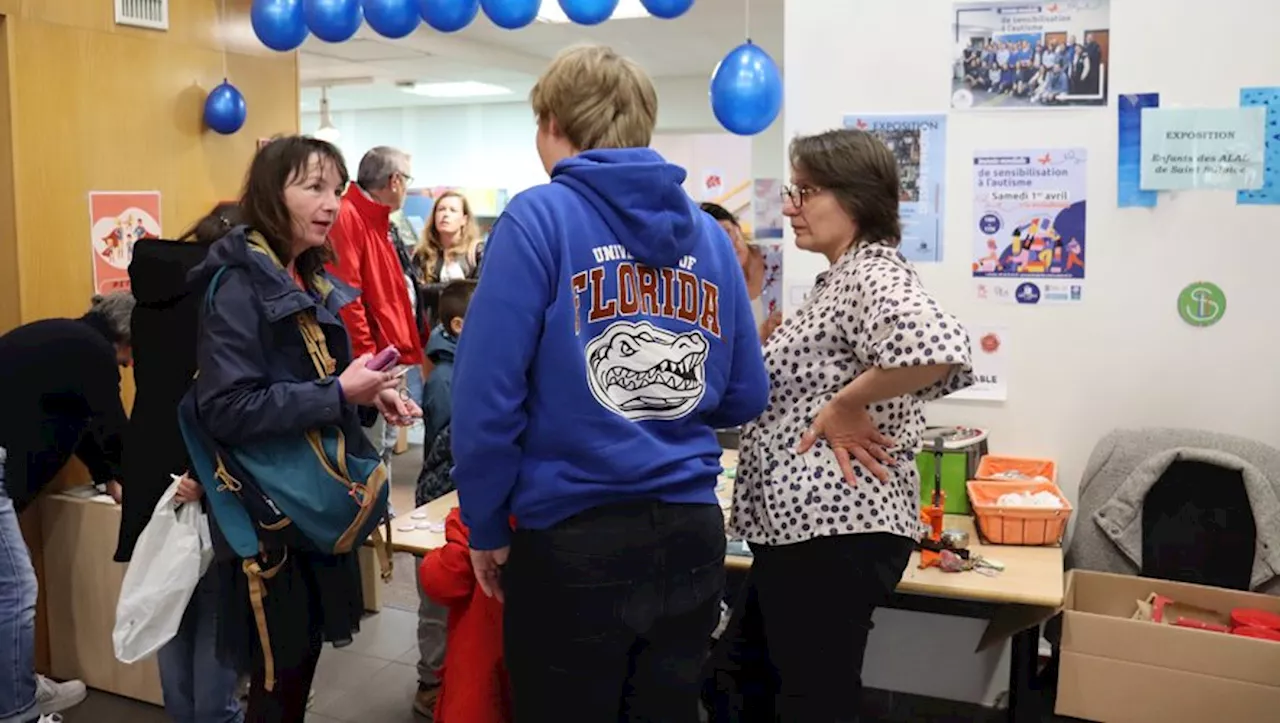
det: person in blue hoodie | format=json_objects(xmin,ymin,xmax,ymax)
[{"xmin": 450, "ymin": 44, "xmax": 769, "ymax": 722}]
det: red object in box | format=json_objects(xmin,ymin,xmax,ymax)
[
  {"xmin": 1231, "ymin": 625, "xmax": 1280, "ymax": 643},
  {"xmin": 1172, "ymin": 617, "xmax": 1230, "ymax": 633},
  {"xmin": 1231, "ymin": 608, "xmax": 1280, "ymax": 631}
]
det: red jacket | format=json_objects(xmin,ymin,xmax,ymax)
[
  {"xmin": 419, "ymin": 508, "xmax": 511, "ymax": 723},
  {"xmin": 326, "ymin": 185, "xmax": 423, "ymax": 365}
]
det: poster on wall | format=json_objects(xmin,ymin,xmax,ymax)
[
  {"xmin": 1139, "ymin": 108, "xmax": 1266, "ymax": 191},
  {"xmin": 752, "ymin": 178, "xmax": 784, "ymax": 240},
  {"xmin": 88, "ymin": 191, "xmax": 161, "ymax": 295},
  {"xmin": 948, "ymin": 324, "xmax": 1009, "ymax": 401},
  {"xmin": 700, "ymin": 169, "xmax": 726, "ymax": 201},
  {"xmin": 754, "ymin": 244, "xmax": 784, "ymax": 327},
  {"xmin": 951, "ymin": 0, "xmax": 1110, "ymax": 111},
  {"xmin": 1238, "ymin": 87, "xmax": 1280, "ymax": 206},
  {"xmin": 843, "ymin": 114, "xmax": 947, "ymax": 262},
  {"xmin": 1117, "ymin": 93, "xmax": 1160, "ymax": 208},
  {"xmin": 971, "ymin": 148, "xmax": 1088, "ymax": 304}
]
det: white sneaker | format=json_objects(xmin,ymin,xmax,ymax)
[
  {"xmin": 38, "ymin": 715, "xmax": 64, "ymax": 723},
  {"xmin": 35, "ymin": 675, "xmax": 86, "ymax": 715}
]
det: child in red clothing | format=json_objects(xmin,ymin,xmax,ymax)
[{"xmin": 418, "ymin": 507, "xmax": 512, "ymax": 723}]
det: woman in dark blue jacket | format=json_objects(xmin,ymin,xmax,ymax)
[{"xmin": 190, "ymin": 136, "xmax": 414, "ymax": 723}]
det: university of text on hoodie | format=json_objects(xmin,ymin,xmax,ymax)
[{"xmin": 452, "ymin": 148, "xmax": 769, "ymax": 550}]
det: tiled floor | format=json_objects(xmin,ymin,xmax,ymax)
[{"xmin": 63, "ymin": 607, "xmax": 426, "ymax": 723}]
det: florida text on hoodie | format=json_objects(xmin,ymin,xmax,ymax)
[{"xmin": 451, "ymin": 148, "xmax": 769, "ymax": 551}]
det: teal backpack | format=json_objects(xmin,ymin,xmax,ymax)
[{"xmin": 177, "ymin": 259, "xmax": 393, "ymax": 688}]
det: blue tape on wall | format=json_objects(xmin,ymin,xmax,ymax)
[
  {"xmin": 1238, "ymin": 87, "xmax": 1280, "ymax": 206},
  {"xmin": 1118, "ymin": 93, "xmax": 1159, "ymax": 208}
]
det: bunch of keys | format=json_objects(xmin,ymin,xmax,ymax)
[{"xmin": 939, "ymin": 550, "xmax": 1006, "ymax": 577}]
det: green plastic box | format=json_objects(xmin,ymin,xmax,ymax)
[{"xmin": 915, "ymin": 427, "xmax": 989, "ymax": 515}]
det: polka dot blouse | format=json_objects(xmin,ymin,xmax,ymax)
[{"xmin": 730, "ymin": 242, "xmax": 975, "ymax": 547}]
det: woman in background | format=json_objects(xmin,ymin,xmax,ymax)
[
  {"xmin": 115, "ymin": 203, "xmax": 247, "ymax": 723},
  {"xmin": 412, "ymin": 190, "xmax": 484, "ymax": 332},
  {"xmin": 699, "ymin": 202, "xmax": 772, "ymax": 333}
]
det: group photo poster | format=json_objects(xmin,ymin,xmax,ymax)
[
  {"xmin": 843, "ymin": 114, "xmax": 947, "ymax": 263},
  {"xmin": 951, "ymin": 0, "xmax": 1110, "ymax": 111},
  {"xmin": 972, "ymin": 148, "xmax": 1088, "ymax": 305},
  {"xmin": 89, "ymin": 191, "xmax": 161, "ymax": 295}
]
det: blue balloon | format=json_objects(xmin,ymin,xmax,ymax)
[
  {"xmin": 559, "ymin": 0, "xmax": 617, "ymax": 25},
  {"xmin": 204, "ymin": 81, "xmax": 247, "ymax": 135},
  {"xmin": 251, "ymin": 0, "xmax": 308, "ymax": 51},
  {"xmin": 365, "ymin": 0, "xmax": 420, "ymax": 37},
  {"xmin": 640, "ymin": 0, "xmax": 693, "ymax": 19},
  {"xmin": 304, "ymin": 0, "xmax": 363, "ymax": 42},
  {"xmin": 480, "ymin": 0, "xmax": 539, "ymax": 29},
  {"xmin": 420, "ymin": 0, "xmax": 480, "ymax": 32},
  {"xmin": 709, "ymin": 42, "xmax": 782, "ymax": 136}
]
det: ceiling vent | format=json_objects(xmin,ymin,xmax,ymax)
[{"xmin": 115, "ymin": 0, "xmax": 169, "ymax": 31}]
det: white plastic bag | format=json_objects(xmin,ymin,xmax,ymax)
[{"xmin": 113, "ymin": 476, "xmax": 213, "ymax": 664}]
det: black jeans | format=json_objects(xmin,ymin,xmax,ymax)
[
  {"xmin": 706, "ymin": 532, "xmax": 914, "ymax": 723},
  {"xmin": 504, "ymin": 500, "xmax": 726, "ymax": 722}
]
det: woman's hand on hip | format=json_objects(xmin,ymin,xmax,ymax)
[
  {"xmin": 337, "ymin": 354, "xmax": 401, "ymax": 406},
  {"xmin": 796, "ymin": 395, "xmax": 896, "ymax": 485}
]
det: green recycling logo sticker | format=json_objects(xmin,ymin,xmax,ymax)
[{"xmin": 1177, "ymin": 282, "xmax": 1226, "ymax": 327}]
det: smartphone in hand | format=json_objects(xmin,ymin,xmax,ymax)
[{"xmin": 368, "ymin": 346, "xmax": 401, "ymax": 372}]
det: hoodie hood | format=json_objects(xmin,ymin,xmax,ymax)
[
  {"xmin": 551, "ymin": 148, "xmax": 698, "ymax": 268},
  {"xmin": 426, "ymin": 324, "xmax": 457, "ymax": 364},
  {"xmin": 129, "ymin": 238, "xmax": 211, "ymax": 306},
  {"xmin": 188, "ymin": 226, "xmax": 358, "ymax": 321}
]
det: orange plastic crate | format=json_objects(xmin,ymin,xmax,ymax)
[
  {"xmin": 967, "ymin": 479, "xmax": 1073, "ymax": 546},
  {"xmin": 974, "ymin": 455, "xmax": 1057, "ymax": 484}
]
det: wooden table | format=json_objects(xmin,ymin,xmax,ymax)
[{"xmin": 382, "ymin": 449, "xmax": 1063, "ymax": 723}]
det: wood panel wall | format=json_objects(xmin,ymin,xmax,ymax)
[{"xmin": 0, "ymin": 0, "xmax": 299, "ymax": 675}]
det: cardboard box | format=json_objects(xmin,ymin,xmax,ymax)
[{"xmin": 1056, "ymin": 570, "xmax": 1280, "ymax": 722}]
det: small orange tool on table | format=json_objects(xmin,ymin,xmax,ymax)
[{"xmin": 919, "ymin": 437, "xmax": 947, "ymax": 569}]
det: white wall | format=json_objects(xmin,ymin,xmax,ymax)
[
  {"xmin": 786, "ymin": 0, "xmax": 1280, "ymax": 706},
  {"xmin": 301, "ymin": 76, "xmax": 732, "ymax": 195}
]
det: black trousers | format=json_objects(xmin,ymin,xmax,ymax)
[
  {"xmin": 706, "ymin": 532, "xmax": 914, "ymax": 723},
  {"xmin": 503, "ymin": 500, "xmax": 726, "ymax": 723}
]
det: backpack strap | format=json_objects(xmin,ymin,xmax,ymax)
[{"xmin": 243, "ymin": 552, "xmax": 289, "ymax": 693}]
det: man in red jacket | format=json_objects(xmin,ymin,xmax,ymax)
[
  {"xmin": 327, "ymin": 146, "xmax": 424, "ymax": 479},
  {"xmin": 328, "ymin": 145, "xmax": 423, "ymax": 367}
]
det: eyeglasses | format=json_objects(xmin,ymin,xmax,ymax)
[
  {"xmin": 780, "ymin": 184, "xmax": 823, "ymax": 209},
  {"xmin": 396, "ymin": 172, "xmax": 414, "ymax": 187}
]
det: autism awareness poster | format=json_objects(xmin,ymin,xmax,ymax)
[
  {"xmin": 843, "ymin": 113, "xmax": 948, "ymax": 263},
  {"xmin": 971, "ymin": 148, "xmax": 1088, "ymax": 305},
  {"xmin": 88, "ymin": 191, "xmax": 161, "ymax": 295}
]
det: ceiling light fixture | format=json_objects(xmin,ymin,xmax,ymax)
[
  {"xmin": 400, "ymin": 81, "xmax": 512, "ymax": 98},
  {"xmin": 536, "ymin": 0, "xmax": 650, "ymax": 23},
  {"xmin": 313, "ymin": 86, "xmax": 341, "ymax": 143}
]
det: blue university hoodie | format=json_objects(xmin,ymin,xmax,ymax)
[{"xmin": 452, "ymin": 148, "xmax": 769, "ymax": 550}]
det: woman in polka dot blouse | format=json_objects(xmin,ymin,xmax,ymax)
[{"xmin": 713, "ymin": 129, "xmax": 974, "ymax": 721}]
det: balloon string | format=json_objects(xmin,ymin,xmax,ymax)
[{"xmin": 220, "ymin": 0, "xmax": 229, "ymax": 80}]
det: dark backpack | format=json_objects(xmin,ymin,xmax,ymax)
[{"xmin": 415, "ymin": 424, "xmax": 456, "ymax": 508}]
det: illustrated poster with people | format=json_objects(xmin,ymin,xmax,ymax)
[
  {"xmin": 951, "ymin": 0, "xmax": 1111, "ymax": 110},
  {"xmin": 843, "ymin": 113, "xmax": 947, "ymax": 263},
  {"xmin": 88, "ymin": 191, "xmax": 161, "ymax": 295},
  {"xmin": 972, "ymin": 148, "xmax": 1087, "ymax": 305}
]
